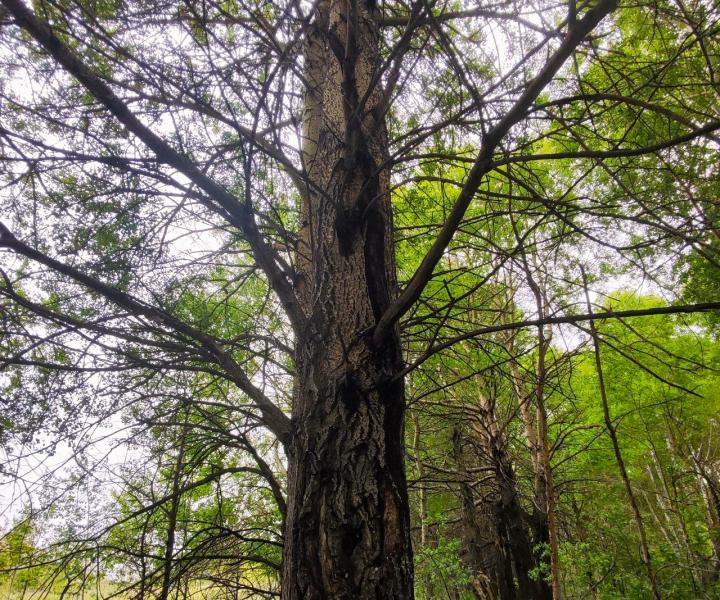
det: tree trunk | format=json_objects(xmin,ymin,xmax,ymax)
[
  {"xmin": 472, "ymin": 395, "xmax": 551, "ymax": 600},
  {"xmin": 691, "ymin": 455, "xmax": 720, "ymax": 580},
  {"xmin": 160, "ymin": 412, "xmax": 188, "ymax": 600},
  {"xmin": 412, "ymin": 410, "xmax": 434, "ymax": 599},
  {"xmin": 281, "ymin": 1, "xmax": 414, "ymax": 598},
  {"xmin": 523, "ymin": 258, "xmax": 561, "ymax": 600},
  {"xmin": 495, "ymin": 452, "xmax": 550, "ymax": 600},
  {"xmin": 504, "ymin": 321, "xmax": 553, "ymax": 600},
  {"xmin": 453, "ymin": 428, "xmax": 514, "ymax": 600},
  {"xmin": 582, "ymin": 271, "xmax": 662, "ymax": 600}
]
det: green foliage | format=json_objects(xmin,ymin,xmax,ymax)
[{"xmin": 414, "ymin": 531, "xmax": 473, "ymax": 600}]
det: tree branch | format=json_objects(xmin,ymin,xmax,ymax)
[
  {"xmin": 494, "ymin": 120, "xmax": 720, "ymax": 166},
  {"xmin": 0, "ymin": 222, "xmax": 292, "ymax": 442},
  {"xmin": 398, "ymin": 301, "xmax": 720, "ymax": 377},
  {"xmin": 373, "ymin": 0, "xmax": 618, "ymax": 344},
  {"xmin": 1, "ymin": 0, "xmax": 305, "ymax": 332}
]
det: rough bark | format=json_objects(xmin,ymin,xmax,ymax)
[
  {"xmin": 453, "ymin": 371, "xmax": 552, "ymax": 600},
  {"xmin": 453, "ymin": 428, "xmax": 514, "ymax": 600},
  {"xmin": 281, "ymin": 1, "xmax": 413, "ymax": 597},
  {"xmin": 504, "ymin": 315, "xmax": 553, "ymax": 600},
  {"xmin": 472, "ymin": 394, "xmax": 551, "ymax": 600}
]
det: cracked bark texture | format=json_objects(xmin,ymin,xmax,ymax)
[
  {"xmin": 282, "ymin": 0, "xmax": 413, "ymax": 597},
  {"xmin": 457, "ymin": 391, "xmax": 552, "ymax": 600}
]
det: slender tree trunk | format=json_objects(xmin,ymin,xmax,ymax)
[
  {"xmin": 691, "ymin": 454, "xmax": 720, "ymax": 579},
  {"xmin": 524, "ymin": 265, "xmax": 561, "ymax": 600},
  {"xmin": 646, "ymin": 441, "xmax": 697, "ymax": 591},
  {"xmin": 509, "ymin": 356, "xmax": 540, "ymax": 475},
  {"xmin": 282, "ymin": 1, "xmax": 413, "ymax": 597},
  {"xmin": 503, "ymin": 304, "xmax": 552, "ymax": 600},
  {"xmin": 509, "ymin": 354, "xmax": 555, "ymax": 600},
  {"xmin": 581, "ymin": 270, "xmax": 662, "ymax": 600},
  {"xmin": 411, "ymin": 410, "xmax": 434, "ymax": 599},
  {"xmin": 534, "ymin": 385, "xmax": 561, "ymax": 600},
  {"xmin": 511, "ymin": 235, "xmax": 561, "ymax": 599},
  {"xmin": 666, "ymin": 424, "xmax": 720, "ymax": 582},
  {"xmin": 160, "ymin": 415, "xmax": 188, "ymax": 600}
]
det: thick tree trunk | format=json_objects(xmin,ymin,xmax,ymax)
[
  {"xmin": 281, "ymin": 1, "xmax": 414, "ymax": 598},
  {"xmin": 453, "ymin": 428, "xmax": 514, "ymax": 600},
  {"xmin": 492, "ymin": 454, "xmax": 549, "ymax": 600},
  {"xmin": 471, "ymin": 392, "xmax": 551, "ymax": 600}
]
